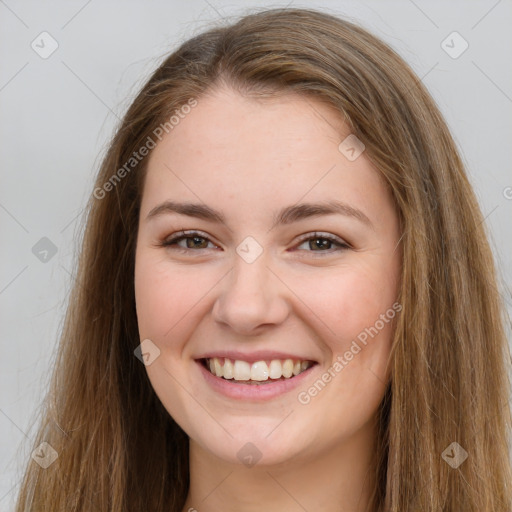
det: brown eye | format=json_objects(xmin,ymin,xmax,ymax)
[
  {"xmin": 161, "ymin": 231, "xmax": 217, "ymax": 251},
  {"xmin": 183, "ymin": 235, "xmax": 209, "ymax": 249},
  {"xmin": 294, "ymin": 232, "xmax": 350, "ymax": 255}
]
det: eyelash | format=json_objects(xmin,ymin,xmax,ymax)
[{"xmin": 159, "ymin": 230, "xmax": 350, "ymax": 257}]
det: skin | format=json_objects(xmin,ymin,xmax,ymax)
[{"xmin": 134, "ymin": 84, "xmax": 402, "ymax": 512}]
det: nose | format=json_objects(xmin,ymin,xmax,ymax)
[{"xmin": 211, "ymin": 251, "xmax": 290, "ymax": 336}]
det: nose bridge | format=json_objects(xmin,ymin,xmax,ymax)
[{"xmin": 212, "ymin": 246, "xmax": 289, "ymax": 333}]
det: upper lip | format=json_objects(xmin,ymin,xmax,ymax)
[{"xmin": 195, "ymin": 350, "xmax": 318, "ymax": 364}]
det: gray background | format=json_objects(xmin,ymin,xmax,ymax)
[{"xmin": 1, "ymin": 1, "xmax": 511, "ymax": 509}]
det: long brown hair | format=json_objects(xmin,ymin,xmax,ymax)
[{"xmin": 15, "ymin": 7, "xmax": 512, "ymax": 511}]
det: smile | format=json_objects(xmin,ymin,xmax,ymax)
[
  {"xmin": 202, "ymin": 357, "xmax": 315, "ymax": 384},
  {"xmin": 195, "ymin": 357, "xmax": 319, "ymax": 401}
]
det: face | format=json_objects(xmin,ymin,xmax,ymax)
[{"xmin": 134, "ymin": 85, "xmax": 401, "ymax": 467}]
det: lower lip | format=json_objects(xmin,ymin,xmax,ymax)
[{"xmin": 195, "ymin": 359, "xmax": 318, "ymax": 401}]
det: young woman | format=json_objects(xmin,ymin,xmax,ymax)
[{"xmin": 15, "ymin": 7, "xmax": 512, "ymax": 512}]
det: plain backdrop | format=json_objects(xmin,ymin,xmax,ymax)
[{"xmin": 1, "ymin": 0, "xmax": 511, "ymax": 509}]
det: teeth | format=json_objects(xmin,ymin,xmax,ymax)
[
  {"xmin": 205, "ymin": 357, "xmax": 314, "ymax": 381},
  {"xmin": 233, "ymin": 360, "xmax": 251, "ymax": 380},
  {"xmin": 251, "ymin": 361, "xmax": 269, "ymax": 381},
  {"xmin": 282, "ymin": 359, "xmax": 294, "ymax": 378},
  {"xmin": 214, "ymin": 358, "xmax": 224, "ymax": 377},
  {"xmin": 269, "ymin": 360, "xmax": 282, "ymax": 379},
  {"xmin": 223, "ymin": 358, "xmax": 234, "ymax": 379}
]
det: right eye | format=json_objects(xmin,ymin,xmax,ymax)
[{"xmin": 160, "ymin": 230, "xmax": 219, "ymax": 253}]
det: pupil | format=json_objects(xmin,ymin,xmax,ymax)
[
  {"xmin": 312, "ymin": 238, "xmax": 329, "ymax": 250},
  {"xmin": 187, "ymin": 236, "xmax": 206, "ymax": 248}
]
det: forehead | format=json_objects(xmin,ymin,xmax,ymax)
[
  {"xmin": 141, "ymin": 86, "xmax": 388, "ymax": 218},
  {"xmin": 153, "ymin": 85, "xmax": 348, "ymax": 159}
]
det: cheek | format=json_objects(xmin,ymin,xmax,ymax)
[
  {"xmin": 299, "ymin": 268, "xmax": 396, "ymax": 344},
  {"xmin": 134, "ymin": 253, "xmax": 219, "ymax": 345},
  {"xmin": 135, "ymin": 251, "xmax": 177, "ymax": 334},
  {"xmin": 135, "ymin": 259, "xmax": 177, "ymax": 337}
]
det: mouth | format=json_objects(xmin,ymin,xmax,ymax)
[{"xmin": 198, "ymin": 357, "xmax": 318, "ymax": 385}]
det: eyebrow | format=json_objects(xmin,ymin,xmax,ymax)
[{"xmin": 145, "ymin": 199, "xmax": 374, "ymax": 230}]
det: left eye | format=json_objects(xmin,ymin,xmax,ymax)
[
  {"xmin": 160, "ymin": 231, "xmax": 350, "ymax": 255},
  {"xmin": 295, "ymin": 233, "xmax": 350, "ymax": 253}
]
